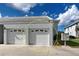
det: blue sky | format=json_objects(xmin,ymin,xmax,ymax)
[{"xmin": 0, "ymin": 3, "xmax": 79, "ymax": 32}]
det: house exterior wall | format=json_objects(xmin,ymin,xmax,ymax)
[
  {"xmin": 64, "ymin": 24, "xmax": 76, "ymax": 37},
  {"xmin": 64, "ymin": 28, "xmax": 69, "ymax": 34},
  {"xmin": 4, "ymin": 30, "xmax": 7, "ymax": 44},
  {"xmin": 76, "ymin": 23, "xmax": 79, "ymax": 37}
]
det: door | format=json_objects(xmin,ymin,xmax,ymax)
[
  {"xmin": 36, "ymin": 33, "xmax": 49, "ymax": 45},
  {"xmin": 29, "ymin": 28, "xmax": 49, "ymax": 45},
  {"xmin": 7, "ymin": 29, "xmax": 26, "ymax": 44},
  {"xmin": 0, "ymin": 25, "xmax": 4, "ymax": 44}
]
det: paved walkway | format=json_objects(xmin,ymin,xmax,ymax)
[{"xmin": 0, "ymin": 45, "xmax": 79, "ymax": 56}]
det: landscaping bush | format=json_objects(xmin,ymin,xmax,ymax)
[{"xmin": 69, "ymin": 36, "xmax": 76, "ymax": 39}]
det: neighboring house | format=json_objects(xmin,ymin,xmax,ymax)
[
  {"xmin": 0, "ymin": 16, "xmax": 59, "ymax": 46},
  {"xmin": 61, "ymin": 32, "xmax": 69, "ymax": 41},
  {"xmin": 64, "ymin": 19, "xmax": 79, "ymax": 38}
]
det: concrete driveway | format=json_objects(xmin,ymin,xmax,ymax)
[{"xmin": 0, "ymin": 45, "xmax": 79, "ymax": 56}]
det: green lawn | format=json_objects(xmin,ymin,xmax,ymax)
[{"xmin": 66, "ymin": 38, "xmax": 79, "ymax": 47}]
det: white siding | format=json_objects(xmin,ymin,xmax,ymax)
[
  {"xmin": 65, "ymin": 25, "xmax": 76, "ymax": 37},
  {"xmin": 64, "ymin": 28, "xmax": 69, "ymax": 33}
]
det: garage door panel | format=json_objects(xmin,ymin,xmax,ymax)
[
  {"xmin": 15, "ymin": 34, "xmax": 26, "ymax": 44},
  {"xmin": 36, "ymin": 34, "xmax": 49, "ymax": 45},
  {"xmin": 29, "ymin": 28, "xmax": 49, "ymax": 45},
  {"xmin": 7, "ymin": 29, "xmax": 26, "ymax": 44},
  {"xmin": 7, "ymin": 31, "xmax": 15, "ymax": 44},
  {"xmin": 29, "ymin": 32, "xmax": 36, "ymax": 45}
]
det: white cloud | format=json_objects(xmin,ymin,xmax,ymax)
[
  {"xmin": 0, "ymin": 13, "xmax": 8, "ymax": 18},
  {"xmin": 42, "ymin": 11, "xmax": 48, "ymax": 16},
  {"xmin": 64, "ymin": 6, "xmax": 68, "ymax": 10},
  {"xmin": 10, "ymin": 3, "xmax": 37, "ymax": 12},
  {"xmin": 30, "ymin": 11, "xmax": 34, "ymax": 15},
  {"xmin": 4, "ymin": 16, "xmax": 9, "ymax": 18},
  {"xmin": 54, "ymin": 14, "xmax": 58, "ymax": 17},
  {"xmin": 0, "ymin": 13, "xmax": 2, "ymax": 18},
  {"xmin": 57, "ymin": 5, "xmax": 79, "ymax": 26},
  {"xmin": 25, "ymin": 14, "xmax": 28, "ymax": 17},
  {"xmin": 50, "ymin": 14, "xmax": 53, "ymax": 17}
]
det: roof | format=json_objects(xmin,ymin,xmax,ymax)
[
  {"xmin": 65, "ymin": 18, "xmax": 79, "ymax": 29},
  {"xmin": 0, "ymin": 16, "xmax": 55, "ymax": 24},
  {"xmin": 0, "ymin": 16, "xmax": 51, "ymax": 21}
]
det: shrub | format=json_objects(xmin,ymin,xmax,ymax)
[{"xmin": 69, "ymin": 36, "xmax": 76, "ymax": 39}]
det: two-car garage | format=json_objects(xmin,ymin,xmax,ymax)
[
  {"xmin": 0, "ymin": 16, "xmax": 58, "ymax": 46},
  {"xmin": 6, "ymin": 28, "xmax": 50, "ymax": 46}
]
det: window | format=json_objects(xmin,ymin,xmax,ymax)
[
  {"xmin": 40, "ymin": 29, "xmax": 43, "ymax": 32},
  {"xmin": 31, "ymin": 30, "xmax": 34, "ymax": 32},
  {"xmin": 10, "ymin": 30, "xmax": 13, "ymax": 32},
  {"xmin": 18, "ymin": 29, "xmax": 21, "ymax": 32},
  {"xmin": 45, "ymin": 30, "xmax": 47, "ymax": 32},
  {"xmin": 10, "ymin": 29, "xmax": 25, "ymax": 32},
  {"xmin": 35, "ymin": 30, "xmax": 39, "ymax": 32},
  {"xmin": 14, "ymin": 30, "xmax": 17, "ymax": 32},
  {"xmin": 22, "ymin": 30, "xmax": 24, "ymax": 32}
]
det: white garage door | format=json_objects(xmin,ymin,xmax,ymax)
[
  {"xmin": 29, "ymin": 28, "xmax": 49, "ymax": 46},
  {"xmin": 7, "ymin": 29, "xmax": 26, "ymax": 44}
]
